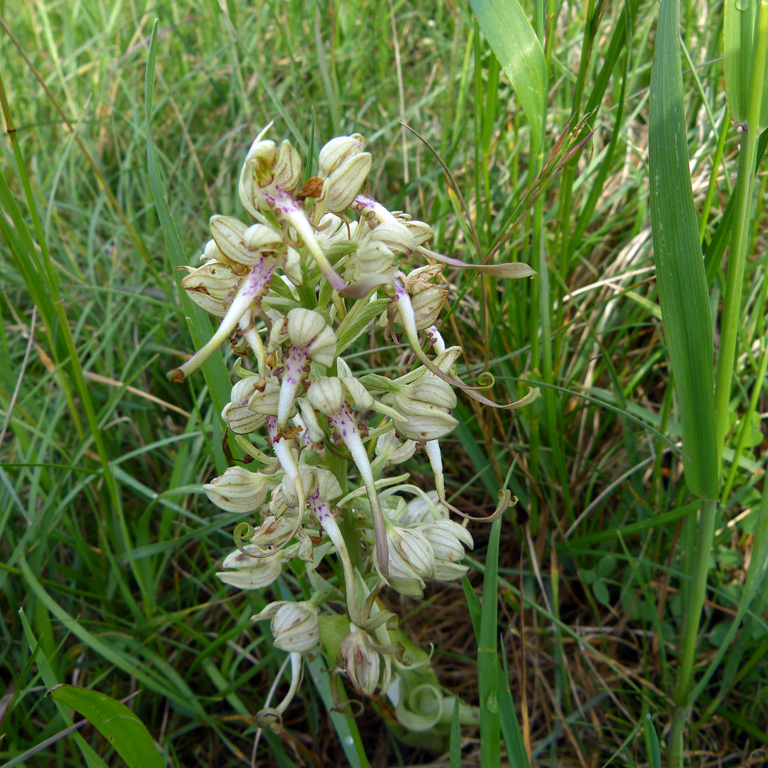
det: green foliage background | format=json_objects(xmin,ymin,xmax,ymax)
[{"xmin": 2, "ymin": 0, "xmax": 767, "ymax": 765}]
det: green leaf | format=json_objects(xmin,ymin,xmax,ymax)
[
  {"xmin": 48, "ymin": 686, "xmax": 164, "ymax": 768},
  {"xmin": 649, "ymin": 0, "xmax": 718, "ymax": 500},
  {"xmin": 498, "ymin": 644, "xmax": 531, "ymax": 768},
  {"xmin": 724, "ymin": 0, "xmax": 768, "ymax": 131},
  {"xmin": 469, "ymin": 0, "xmax": 547, "ymax": 153},
  {"xmin": 643, "ymin": 713, "xmax": 662, "ymax": 768}
]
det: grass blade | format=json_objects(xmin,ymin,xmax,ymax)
[
  {"xmin": 469, "ymin": 0, "xmax": 547, "ymax": 153},
  {"xmin": 649, "ymin": 0, "xmax": 718, "ymax": 500},
  {"xmin": 48, "ymin": 685, "xmax": 164, "ymax": 768}
]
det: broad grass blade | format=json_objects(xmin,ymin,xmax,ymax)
[
  {"xmin": 724, "ymin": 0, "xmax": 768, "ymax": 130},
  {"xmin": 19, "ymin": 610, "xmax": 109, "ymax": 768},
  {"xmin": 469, "ymin": 0, "xmax": 546, "ymax": 153},
  {"xmin": 649, "ymin": 0, "xmax": 718, "ymax": 500},
  {"xmin": 48, "ymin": 686, "xmax": 164, "ymax": 768}
]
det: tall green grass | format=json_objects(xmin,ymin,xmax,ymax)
[{"xmin": 2, "ymin": 0, "xmax": 768, "ymax": 765}]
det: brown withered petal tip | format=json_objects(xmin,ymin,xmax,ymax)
[{"xmin": 296, "ymin": 176, "xmax": 324, "ymax": 200}]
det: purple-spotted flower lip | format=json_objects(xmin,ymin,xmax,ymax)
[{"xmin": 168, "ymin": 254, "xmax": 278, "ymax": 383}]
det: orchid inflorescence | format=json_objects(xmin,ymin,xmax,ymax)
[{"xmin": 169, "ymin": 122, "xmax": 538, "ymax": 729}]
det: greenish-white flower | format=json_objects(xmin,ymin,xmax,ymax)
[
  {"xmin": 203, "ymin": 466, "xmax": 277, "ymax": 514},
  {"xmin": 253, "ymin": 601, "xmax": 320, "ymax": 653}
]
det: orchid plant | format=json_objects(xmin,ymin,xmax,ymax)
[{"xmin": 168, "ymin": 123, "xmax": 538, "ymax": 735}]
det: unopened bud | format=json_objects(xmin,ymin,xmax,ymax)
[
  {"xmin": 244, "ymin": 223, "xmax": 285, "ymax": 255},
  {"xmin": 400, "ymin": 490, "xmax": 448, "ymax": 525},
  {"xmin": 182, "ymin": 260, "xmax": 241, "ymax": 317},
  {"xmin": 321, "ymin": 152, "xmax": 372, "ymax": 213},
  {"xmin": 210, "ymin": 216, "xmax": 262, "ymax": 266},
  {"xmin": 217, "ymin": 547, "xmax": 285, "ymax": 590},
  {"xmin": 352, "ymin": 241, "xmax": 394, "ymax": 278},
  {"xmin": 247, "ymin": 380, "xmax": 285, "ymax": 417},
  {"xmin": 339, "ymin": 628, "xmax": 381, "ymax": 696},
  {"xmin": 381, "ymin": 524, "xmax": 435, "ymax": 598},
  {"xmin": 254, "ymin": 601, "xmax": 320, "ymax": 653},
  {"xmin": 404, "ymin": 219, "xmax": 434, "ymax": 247},
  {"xmin": 413, "ymin": 519, "xmax": 473, "ymax": 562},
  {"xmin": 307, "ymin": 377, "xmax": 345, "ymax": 416},
  {"xmin": 433, "ymin": 561, "xmax": 469, "ymax": 581},
  {"xmin": 203, "ymin": 466, "xmax": 276, "ymax": 513},
  {"xmin": 273, "ymin": 140, "xmax": 302, "ymax": 192},
  {"xmin": 319, "ymin": 134, "xmax": 367, "ymax": 176},
  {"xmin": 371, "ymin": 220, "xmax": 416, "ymax": 254},
  {"xmin": 392, "ymin": 392, "xmax": 458, "ymax": 442},
  {"xmin": 407, "ymin": 376, "xmax": 457, "ymax": 411},
  {"xmin": 287, "ymin": 308, "xmax": 337, "ymax": 367},
  {"xmin": 222, "ymin": 377, "xmax": 270, "ymax": 434}
]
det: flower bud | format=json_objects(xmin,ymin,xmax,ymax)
[
  {"xmin": 210, "ymin": 215, "xmax": 262, "ymax": 267},
  {"xmin": 203, "ymin": 466, "xmax": 276, "ymax": 513},
  {"xmin": 399, "ymin": 490, "xmax": 448, "ymax": 525},
  {"xmin": 370, "ymin": 220, "xmax": 416, "ymax": 254},
  {"xmin": 321, "ymin": 152, "xmax": 372, "ymax": 213},
  {"xmin": 307, "ymin": 377, "xmax": 345, "ymax": 416},
  {"xmin": 247, "ymin": 380, "xmax": 285, "ymax": 417},
  {"xmin": 404, "ymin": 219, "xmax": 433, "ymax": 247},
  {"xmin": 433, "ymin": 561, "xmax": 469, "ymax": 581},
  {"xmin": 222, "ymin": 377, "xmax": 270, "ymax": 434},
  {"xmin": 339, "ymin": 628, "xmax": 381, "ymax": 696},
  {"xmin": 244, "ymin": 223, "xmax": 285, "ymax": 255},
  {"xmin": 351, "ymin": 241, "xmax": 394, "ymax": 278},
  {"xmin": 401, "ymin": 265, "xmax": 448, "ymax": 330},
  {"xmin": 287, "ymin": 308, "xmax": 337, "ymax": 367},
  {"xmin": 273, "ymin": 140, "xmax": 302, "ymax": 192},
  {"xmin": 411, "ymin": 283, "xmax": 448, "ymax": 330},
  {"xmin": 266, "ymin": 312, "xmax": 289, "ymax": 353},
  {"xmin": 182, "ymin": 260, "xmax": 241, "ymax": 318},
  {"xmin": 282, "ymin": 246, "xmax": 302, "ymax": 286},
  {"xmin": 239, "ymin": 134, "xmax": 277, "ymax": 217},
  {"xmin": 249, "ymin": 515, "xmax": 301, "ymax": 550},
  {"xmin": 319, "ymin": 134, "xmax": 366, "ymax": 176},
  {"xmin": 217, "ymin": 547, "xmax": 285, "ymax": 590},
  {"xmin": 254, "ymin": 601, "xmax": 320, "ymax": 653},
  {"xmin": 381, "ymin": 524, "xmax": 435, "ymax": 598},
  {"xmin": 407, "ymin": 376, "xmax": 457, "ymax": 411},
  {"xmin": 413, "ymin": 519, "xmax": 473, "ymax": 562},
  {"xmin": 392, "ymin": 392, "xmax": 458, "ymax": 442}
]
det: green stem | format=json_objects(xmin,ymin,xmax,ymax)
[
  {"xmin": 668, "ymin": 497, "xmax": 718, "ymax": 767},
  {"xmin": 714, "ymin": 1, "xmax": 768, "ymax": 461}
]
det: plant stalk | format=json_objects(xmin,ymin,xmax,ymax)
[{"xmin": 668, "ymin": 497, "xmax": 718, "ymax": 767}]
